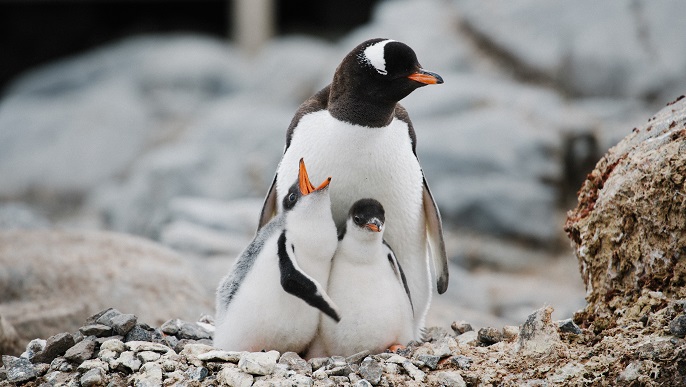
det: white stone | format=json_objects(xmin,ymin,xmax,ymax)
[
  {"xmin": 217, "ymin": 366, "xmax": 254, "ymax": 387},
  {"xmin": 238, "ymin": 351, "xmax": 280, "ymax": 376}
]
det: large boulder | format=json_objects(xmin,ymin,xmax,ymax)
[
  {"xmin": 565, "ymin": 96, "xmax": 686, "ymax": 322},
  {"xmin": 0, "ymin": 230, "xmax": 213, "ymax": 352}
]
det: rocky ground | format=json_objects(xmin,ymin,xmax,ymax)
[{"xmin": 2, "ymin": 0, "xmax": 686, "ymax": 385}]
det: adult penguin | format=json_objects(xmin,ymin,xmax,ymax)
[{"xmin": 258, "ymin": 38, "xmax": 448, "ymax": 334}]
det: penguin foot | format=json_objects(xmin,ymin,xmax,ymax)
[{"xmin": 388, "ymin": 344, "xmax": 406, "ymax": 352}]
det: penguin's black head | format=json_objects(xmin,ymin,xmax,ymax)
[
  {"xmin": 341, "ymin": 38, "xmax": 443, "ymax": 102},
  {"xmin": 348, "ymin": 198, "xmax": 385, "ymax": 233}
]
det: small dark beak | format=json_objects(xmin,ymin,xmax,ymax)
[
  {"xmin": 408, "ymin": 69, "xmax": 443, "ymax": 85},
  {"xmin": 365, "ymin": 218, "xmax": 383, "ymax": 232},
  {"xmin": 298, "ymin": 158, "xmax": 331, "ymax": 196}
]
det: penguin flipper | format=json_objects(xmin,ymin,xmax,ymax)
[
  {"xmin": 258, "ymin": 174, "xmax": 278, "ymax": 230},
  {"xmin": 277, "ymin": 231, "xmax": 341, "ymax": 322},
  {"xmin": 422, "ymin": 176, "xmax": 449, "ymax": 294}
]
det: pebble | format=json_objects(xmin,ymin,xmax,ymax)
[
  {"xmin": 401, "ymin": 360, "xmax": 426, "ymax": 382},
  {"xmin": 217, "ymin": 366, "xmax": 254, "ymax": 387},
  {"xmin": 416, "ymin": 354, "xmax": 440, "ymax": 370},
  {"xmin": 133, "ymin": 362, "xmax": 163, "ymax": 387},
  {"xmin": 198, "ymin": 349, "xmax": 243, "ymax": 363},
  {"xmin": 124, "ymin": 324, "xmax": 154, "ymax": 342},
  {"xmin": 137, "ymin": 350, "xmax": 161, "ymax": 363},
  {"xmin": 2, "ymin": 355, "xmax": 36, "ymax": 383},
  {"xmin": 64, "ymin": 337, "xmax": 97, "ymax": 363},
  {"xmin": 558, "ymin": 319, "xmax": 583, "ymax": 335},
  {"xmin": 457, "ymin": 331, "xmax": 478, "ymax": 346},
  {"xmin": 110, "ymin": 313, "xmax": 138, "ymax": 335},
  {"xmin": 345, "ymin": 350, "xmax": 371, "ymax": 365},
  {"xmin": 32, "ymin": 332, "xmax": 74, "ymax": 364},
  {"xmin": 113, "ymin": 350, "xmax": 142, "ymax": 372},
  {"xmin": 356, "ymin": 380, "xmax": 373, "ymax": 387},
  {"xmin": 430, "ymin": 371, "xmax": 467, "ymax": 387},
  {"xmin": 77, "ymin": 359, "xmax": 109, "ymax": 373},
  {"xmin": 49, "ymin": 357, "xmax": 73, "ymax": 372},
  {"xmin": 80, "ymin": 367, "xmax": 106, "ymax": 387},
  {"xmin": 100, "ymin": 338, "xmax": 126, "ymax": 353},
  {"xmin": 290, "ymin": 373, "xmax": 314, "ymax": 387},
  {"xmin": 669, "ymin": 314, "xmax": 686, "ymax": 338},
  {"xmin": 126, "ymin": 340, "xmax": 173, "ymax": 354},
  {"xmin": 239, "ymin": 350, "xmax": 280, "ymax": 375},
  {"xmin": 502, "ymin": 325, "xmax": 520, "ymax": 341},
  {"xmin": 186, "ymin": 366, "xmax": 209, "ymax": 381},
  {"xmin": 451, "ymin": 320, "xmax": 474, "ymax": 335},
  {"xmin": 478, "ymin": 327, "xmax": 503, "ymax": 345},
  {"xmin": 279, "ymin": 351, "xmax": 312, "ymax": 373},
  {"xmin": 359, "ymin": 357, "xmax": 382, "ymax": 385},
  {"xmin": 80, "ymin": 324, "xmax": 113, "ymax": 337},
  {"xmin": 451, "ymin": 355, "xmax": 473, "ymax": 370},
  {"xmin": 431, "ymin": 336, "xmax": 456, "ymax": 357},
  {"xmin": 308, "ymin": 357, "xmax": 329, "ymax": 371}
]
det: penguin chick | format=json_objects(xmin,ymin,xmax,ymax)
[
  {"xmin": 214, "ymin": 159, "xmax": 339, "ymax": 354},
  {"xmin": 258, "ymin": 38, "xmax": 448, "ymax": 336},
  {"xmin": 308, "ymin": 199, "xmax": 414, "ymax": 358}
]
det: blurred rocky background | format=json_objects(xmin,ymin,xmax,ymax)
[{"xmin": 1, "ymin": 0, "xmax": 685, "ymax": 352}]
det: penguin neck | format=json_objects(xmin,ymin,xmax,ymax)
[
  {"xmin": 328, "ymin": 78, "xmax": 397, "ymax": 128},
  {"xmin": 339, "ymin": 226, "xmax": 384, "ymax": 264},
  {"xmin": 286, "ymin": 198, "xmax": 337, "ymax": 260}
]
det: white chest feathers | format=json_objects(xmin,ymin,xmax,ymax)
[{"xmin": 276, "ymin": 110, "xmax": 424, "ymax": 227}]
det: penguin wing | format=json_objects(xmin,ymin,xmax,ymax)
[
  {"xmin": 395, "ymin": 104, "xmax": 449, "ymax": 294},
  {"xmin": 257, "ymin": 86, "xmax": 331, "ymax": 230},
  {"xmin": 422, "ymin": 176, "xmax": 449, "ymax": 294},
  {"xmin": 383, "ymin": 240, "xmax": 414, "ymax": 314},
  {"xmin": 277, "ymin": 231, "xmax": 341, "ymax": 322},
  {"xmin": 216, "ymin": 217, "xmax": 284, "ymax": 320}
]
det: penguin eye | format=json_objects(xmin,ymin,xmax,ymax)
[
  {"xmin": 353, "ymin": 216, "xmax": 362, "ymax": 225},
  {"xmin": 288, "ymin": 193, "xmax": 297, "ymax": 202}
]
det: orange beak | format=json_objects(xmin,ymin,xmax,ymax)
[
  {"xmin": 299, "ymin": 158, "xmax": 331, "ymax": 195},
  {"xmin": 408, "ymin": 69, "xmax": 443, "ymax": 85},
  {"xmin": 365, "ymin": 219, "xmax": 382, "ymax": 233}
]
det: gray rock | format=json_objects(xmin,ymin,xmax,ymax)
[
  {"xmin": 110, "ymin": 314, "xmax": 138, "ymax": 336},
  {"xmin": 477, "ymin": 327, "xmax": 503, "ymax": 345},
  {"xmin": 450, "ymin": 355, "xmax": 472, "ymax": 370},
  {"xmin": 429, "ymin": 370, "xmax": 466, "ymax": 387},
  {"xmin": 178, "ymin": 321, "xmax": 212, "ymax": 340},
  {"xmin": 186, "ymin": 366, "xmax": 209, "ymax": 381},
  {"xmin": 421, "ymin": 326, "xmax": 453, "ymax": 342},
  {"xmin": 76, "ymin": 359, "xmax": 109, "ymax": 373},
  {"xmin": 100, "ymin": 338, "xmax": 126, "ymax": 353},
  {"xmin": 80, "ymin": 367, "xmax": 106, "ymax": 387},
  {"xmin": 308, "ymin": 357, "xmax": 329, "ymax": 371},
  {"xmin": 329, "ymin": 375, "xmax": 350, "ymax": 385},
  {"xmin": 451, "ymin": 320, "xmax": 473, "ymax": 335},
  {"xmin": 92, "ymin": 308, "xmax": 123, "ymax": 326},
  {"xmin": 217, "ymin": 366, "xmax": 254, "ymax": 387},
  {"xmin": 416, "ymin": 355, "xmax": 440, "ymax": 370},
  {"xmin": 125, "ymin": 341, "xmax": 173, "ymax": 354},
  {"xmin": 327, "ymin": 356, "xmax": 347, "ymax": 369},
  {"xmin": 456, "ymin": 331, "xmax": 478, "ymax": 346},
  {"xmin": 2, "ymin": 355, "xmax": 36, "ymax": 383},
  {"xmin": 279, "ymin": 352, "xmax": 312, "ymax": 374},
  {"xmin": 160, "ymin": 319, "xmax": 183, "ymax": 335},
  {"xmin": 401, "ymin": 360, "xmax": 426, "ymax": 382},
  {"xmin": 669, "ymin": 314, "xmax": 686, "ymax": 338},
  {"xmin": 113, "ymin": 351, "xmax": 141, "ymax": 372},
  {"xmin": 197, "ymin": 350, "xmax": 243, "ymax": 363},
  {"xmin": 356, "ymin": 380, "xmax": 372, "ymax": 387},
  {"xmin": 515, "ymin": 306, "xmax": 561, "ymax": 358},
  {"xmin": 64, "ymin": 337, "xmax": 97, "ymax": 364},
  {"xmin": 21, "ymin": 338, "xmax": 46, "ymax": 361},
  {"xmin": 239, "ymin": 351, "xmax": 280, "ymax": 375},
  {"xmin": 133, "ymin": 362, "xmax": 163, "ymax": 387},
  {"xmin": 49, "ymin": 357, "xmax": 73, "ymax": 372},
  {"xmin": 345, "ymin": 350, "xmax": 370, "ymax": 366},
  {"xmin": 80, "ymin": 324, "xmax": 113, "ymax": 337},
  {"xmin": 558, "ymin": 318, "xmax": 583, "ymax": 335},
  {"xmin": 137, "ymin": 351, "xmax": 161, "ymax": 363},
  {"xmin": 0, "ymin": 230, "xmax": 212, "ymax": 345},
  {"xmin": 358, "ymin": 357, "xmax": 382, "ymax": 385},
  {"xmin": 125, "ymin": 324, "xmax": 153, "ymax": 342},
  {"xmin": 32, "ymin": 332, "xmax": 74, "ymax": 364}
]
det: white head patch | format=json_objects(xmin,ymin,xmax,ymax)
[{"xmin": 360, "ymin": 39, "xmax": 395, "ymax": 75}]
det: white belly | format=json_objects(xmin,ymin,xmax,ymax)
[{"xmin": 275, "ymin": 110, "xmax": 431, "ymax": 333}]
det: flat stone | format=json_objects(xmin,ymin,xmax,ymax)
[
  {"xmin": 326, "ymin": 365, "xmax": 352, "ymax": 377},
  {"xmin": 416, "ymin": 355, "xmax": 440, "ymax": 370},
  {"xmin": 2, "ymin": 355, "xmax": 36, "ymax": 383},
  {"xmin": 77, "ymin": 359, "xmax": 109, "ymax": 373},
  {"xmin": 429, "ymin": 371, "xmax": 466, "ymax": 387},
  {"xmin": 358, "ymin": 357, "xmax": 382, "ymax": 385},
  {"xmin": 110, "ymin": 314, "xmax": 138, "ymax": 336},
  {"xmin": 456, "ymin": 331, "xmax": 478, "ymax": 346},
  {"xmin": 239, "ymin": 350, "xmax": 280, "ymax": 375},
  {"xmin": 64, "ymin": 337, "xmax": 97, "ymax": 364},
  {"xmin": 345, "ymin": 350, "xmax": 370, "ymax": 365},
  {"xmin": 431, "ymin": 337, "xmax": 456, "ymax": 357},
  {"xmin": 279, "ymin": 351, "xmax": 312, "ymax": 373},
  {"xmin": 80, "ymin": 367, "xmax": 106, "ymax": 387},
  {"xmin": 290, "ymin": 373, "xmax": 314, "ymax": 387},
  {"xmin": 179, "ymin": 343, "xmax": 215, "ymax": 357},
  {"xmin": 80, "ymin": 324, "xmax": 113, "ymax": 338},
  {"xmin": 94, "ymin": 308, "xmax": 124, "ymax": 327},
  {"xmin": 197, "ymin": 350, "xmax": 243, "ymax": 363},
  {"xmin": 217, "ymin": 366, "xmax": 254, "ymax": 387},
  {"xmin": 176, "ymin": 320, "xmax": 212, "ymax": 340},
  {"xmin": 137, "ymin": 350, "xmax": 161, "ymax": 363},
  {"xmin": 125, "ymin": 340, "xmax": 173, "ymax": 354},
  {"xmin": 32, "ymin": 332, "xmax": 75, "ymax": 364},
  {"xmin": 401, "ymin": 360, "xmax": 426, "ymax": 382},
  {"xmin": 450, "ymin": 355, "xmax": 473, "ymax": 370}
]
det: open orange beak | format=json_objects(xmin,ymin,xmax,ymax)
[
  {"xmin": 408, "ymin": 69, "xmax": 443, "ymax": 85},
  {"xmin": 299, "ymin": 158, "xmax": 331, "ymax": 195}
]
